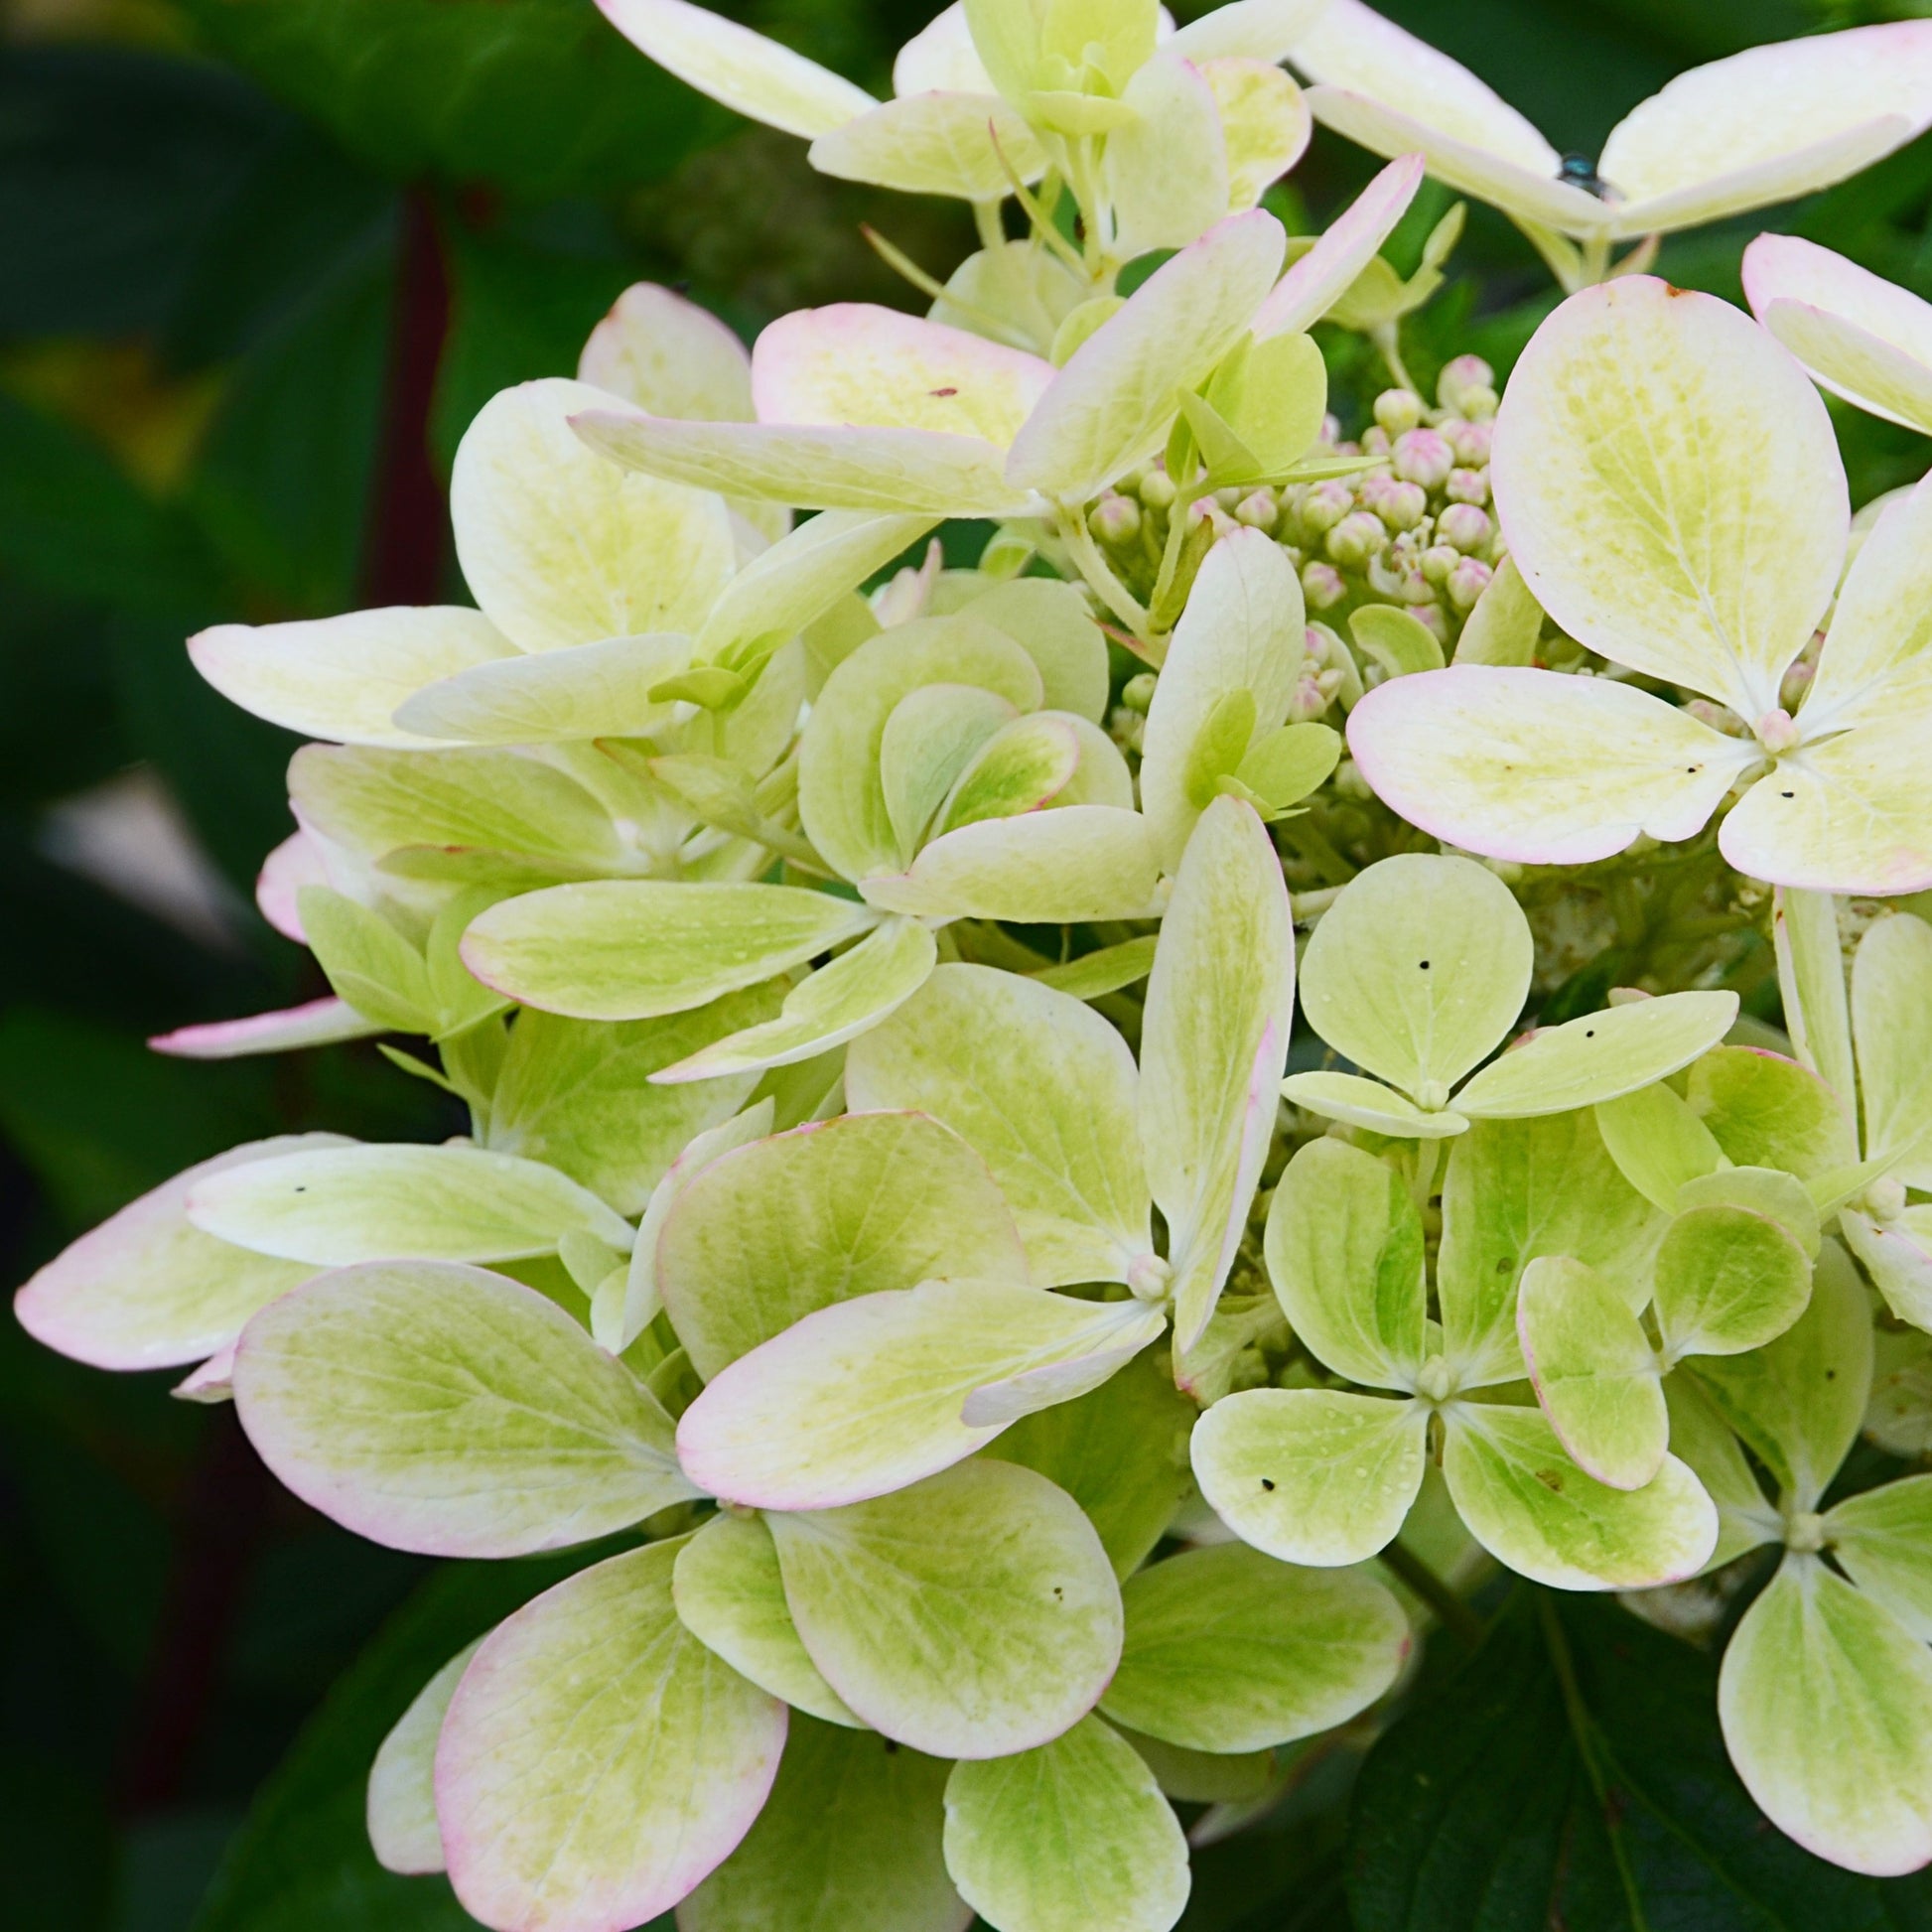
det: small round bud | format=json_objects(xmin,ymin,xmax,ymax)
[
  {"xmin": 1121, "ymin": 671, "xmax": 1158, "ymax": 713},
  {"xmin": 1299, "ymin": 479, "xmax": 1353, "ymax": 536},
  {"xmin": 1754, "ymin": 707, "xmax": 1802, "ymax": 755},
  {"xmin": 1373, "ymin": 387, "xmax": 1425, "ymax": 436},
  {"xmin": 1378, "ymin": 481, "xmax": 1428, "ymax": 532},
  {"xmin": 1459, "ymin": 384, "xmax": 1499, "ymax": 421},
  {"xmin": 1421, "ymin": 544, "xmax": 1458, "ymax": 587},
  {"xmin": 1214, "ymin": 485, "xmax": 1244, "ymax": 511},
  {"xmin": 1437, "ymin": 353, "xmax": 1495, "ymax": 415},
  {"xmin": 1235, "ymin": 488, "xmax": 1279, "ymax": 531},
  {"xmin": 1091, "ymin": 491, "xmax": 1141, "ymax": 545},
  {"xmin": 1301, "ymin": 560, "xmax": 1346, "ymax": 610},
  {"xmin": 1413, "ymin": 602, "xmax": 1449, "ymax": 643},
  {"xmin": 1447, "ymin": 556, "xmax": 1492, "ymax": 611},
  {"xmin": 1448, "ymin": 417, "xmax": 1493, "ymax": 466},
  {"xmin": 1334, "ymin": 758, "xmax": 1374, "ymax": 800},
  {"xmin": 1438, "ymin": 503, "xmax": 1493, "ymax": 553},
  {"xmin": 1325, "ymin": 510, "xmax": 1389, "ymax": 568},
  {"xmin": 1318, "ymin": 412, "xmax": 1342, "ymax": 446},
  {"xmin": 1445, "ymin": 467, "xmax": 1489, "ymax": 506},
  {"xmin": 1361, "ymin": 425, "xmax": 1391, "ymax": 457},
  {"xmin": 1288, "ymin": 674, "xmax": 1330, "ymax": 723},
  {"xmin": 1139, "ymin": 468, "xmax": 1175, "ymax": 509},
  {"xmin": 1391, "ymin": 428, "xmax": 1453, "ymax": 489}
]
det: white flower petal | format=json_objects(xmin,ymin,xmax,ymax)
[
  {"xmin": 577, "ymin": 281, "xmax": 755, "ymax": 421},
  {"xmin": 1251, "ymin": 153, "xmax": 1424, "ymax": 341}
]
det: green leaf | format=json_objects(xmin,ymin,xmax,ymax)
[
  {"xmin": 1264, "ymin": 1138, "xmax": 1426, "ymax": 1389},
  {"xmin": 1349, "ymin": 604, "xmax": 1447, "ymax": 678},
  {"xmin": 461, "ymin": 880, "xmax": 881, "ymax": 1022},
  {"xmin": 486, "ymin": 984, "xmax": 782, "ymax": 1215},
  {"xmin": 1100, "ymin": 1542, "xmax": 1407, "ymax": 1752},
  {"xmin": 1453, "ymin": 991, "xmax": 1739, "ymax": 1120},
  {"xmin": 436, "ymin": 1540, "xmax": 787, "ymax": 1930},
  {"xmin": 682, "ymin": 1717, "xmax": 963, "ymax": 1932},
  {"xmin": 985, "ymin": 1350, "xmax": 1195, "ymax": 1580},
  {"xmin": 1299, "ymin": 853, "xmax": 1532, "ymax": 1106},
  {"xmin": 1142, "ymin": 796, "xmax": 1296, "ymax": 1350},
  {"xmin": 1721, "ymin": 1558, "xmax": 1932, "ymax": 1878},
  {"xmin": 365, "ymin": 1640, "xmax": 479, "ymax": 1874},
  {"xmin": 1653, "ymin": 1204, "xmax": 1813, "ymax": 1359},
  {"xmin": 1190, "ymin": 1388, "xmax": 1427, "ymax": 1569},
  {"xmin": 675, "ymin": 1280, "xmax": 1162, "ymax": 1509},
  {"xmin": 231, "ymin": 1261, "xmax": 697, "ymax": 1557},
  {"xmin": 768, "ymin": 1459, "xmax": 1122, "ymax": 1758},
  {"xmin": 670, "ymin": 1511, "xmax": 862, "ymax": 1727},
  {"xmin": 845, "ymin": 962, "xmax": 1152, "ymax": 1287},
  {"xmin": 655, "ymin": 1110, "xmax": 1027, "ymax": 1381},
  {"xmin": 1692, "ymin": 1237, "xmax": 1871, "ymax": 1508},
  {"xmin": 1443, "ymin": 1403, "xmax": 1716, "ymax": 1590},
  {"xmin": 1592, "ymin": 1078, "xmax": 1726, "ymax": 1212},
  {"xmin": 186, "ymin": 1141, "xmax": 632, "ymax": 1264},
  {"xmin": 1517, "ymin": 1255, "xmax": 1667, "ymax": 1491},
  {"xmin": 941, "ymin": 1716, "xmax": 1189, "ymax": 1932},
  {"xmin": 1438, "ymin": 1112, "xmax": 1667, "ymax": 1388}
]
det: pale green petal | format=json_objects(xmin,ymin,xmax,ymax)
[
  {"xmin": 1006, "ymin": 210, "xmax": 1286, "ymax": 501},
  {"xmin": 770, "ymin": 1459, "xmax": 1122, "ymax": 1757},
  {"xmin": 800, "ymin": 614, "xmax": 1042, "ymax": 881},
  {"xmin": 1345, "ymin": 665, "xmax": 1755, "ymax": 868},
  {"xmin": 1438, "ymin": 1113, "xmax": 1666, "ymax": 1388},
  {"xmin": 1107, "ymin": 55, "xmax": 1230, "ymax": 257},
  {"xmin": 437, "ymin": 1540, "xmax": 788, "ymax": 1931},
  {"xmin": 860, "ymin": 807, "xmax": 1162, "ymax": 923},
  {"xmin": 1143, "ymin": 796, "xmax": 1296, "ymax": 1350},
  {"xmin": 1102, "ymin": 1542, "xmax": 1406, "ymax": 1751},
  {"xmin": 1674, "ymin": 1166, "xmax": 1820, "ymax": 1260},
  {"xmin": 1592, "ymin": 1081, "xmax": 1725, "ymax": 1213},
  {"xmin": 810, "ymin": 90, "xmax": 1045, "ymax": 201},
  {"xmin": 577, "ymin": 280, "xmax": 755, "ymax": 422},
  {"xmin": 1201, "ymin": 59, "xmax": 1311, "ymax": 211},
  {"xmin": 929, "ymin": 240, "xmax": 1087, "ymax": 356},
  {"xmin": 1452, "ymin": 554, "xmax": 1543, "ymax": 667},
  {"xmin": 1489, "ymin": 278, "xmax": 1844, "ymax": 718},
  {"xmin": 1517, "ymin": 1255, "xmax": 1666, "ymax": 1491},
  {"xmin": 1452, "ymin": 991, "xmax": 1739, "ymax": 1120},
  {"xmin": 671, "ymin": 1511, "xmax": 863, "ymax": 1725},
  {"xmin": 1299, "ymin": 853, "xmax": 1530, "ymax": 1102},
  {"xmin": 845, "ymin": 963, "xmax": 1152, "ymax": 1287},
  {"xmin": 1653, "ymin": 1204, "xmax": 1813, "ymax": 1360},
  {"xmin": 1804, "ymin": 474, "xmax": 1932, "ymax": 735},
  {"xmin": 935, "ymin": 713, "xmax": 1082, "ymax": 834},
  {"xmin": 462, "ymin": 880, "xmax": 879, "ymax": 1022},
  {"xmin": 1117, "ymin": 1728, "xmax": 1273, "ymax": 1805},
  {"xmin": 1841, "ymin": 1207, "xmax": 1932, "ymax": 1331},
  {"xmin": 572, "ymin": 406, "xmax": 1036, "ymax": 516},
  {"xmin": 881, "ymin": 684, "xmax": 1020, "ymax": 855},
  {"xmin": 388, "ymin": 632, "xmax": 693, "ymax": 744},
  {"xmin": 942, "ymin": 1717, "xmax": 1189, "ymax": 1932},
  {"xmin": 231, "ymin": 1262, "xmax": 697, "ymax": 1557},
  {"xmin": 1774, "ymin": 885, "xmax": 1860, "ymax": 1110},
  {"xmin": 1824, "ymin": 1472, "xmax": 1932, "ymax": 1641},
  {"xmin": 1691, "ymin": 1236, "xmax": 1870, "ymax": 1508},
  {"xmin": 186, "ymin": 1142, "xmax": 630, "ymax": 1265},
  {"xmin": 1139, "ymin": 530, "xmax": 1305, "ymax": 872},
  {"xmin": 1190, "ymin": 1387, "xmax": 1427, "ymax": 1567},
  {"xmin": 12, "ymin": 1134, "xmax": 338, "ymax": 1372},
  {"xmin": 1263, "ymin": 1138, "xmax": 1425, "ymax": 1388},
  {"xmin": 1662, "ymin": 1372, "xmax": 1780, "ymax": 1571},
  {"xmin": 486, "ymin": 987, "xmax": 782, "ymax": 1216},
  {"xmin": 1170, "ymin": 0, "xmax": 1322, "ymax": 64},
  {"xmin": 1853, "ymin": 911, "xmax": 1932, "ymax": 1165},
  {"xmin": 367, "ymin": 1640, "xmax": 479, "ymax": 1874},
  {"xmin": 682, "ymin": 1717, "xmax": 965, "ymax": 1932},
  {"xmin": 1685, "ymin": 1041, "xmax": 1858, "ymax": 1182},
  {"xmin": 676, "ymin": 1280, "xmax": 1161, "ymax": 1508},
  {"xmin": 955, "ymin": 578, "xmax": 1110, "ymax": 722},
  {"xmin": 656, "ymin": 1110, "xmax": 1027, "ymax": 1380},
  {"xmin": 598, "ymin": 0, "xmax": 876, "ymax": 138},
  {"xmin": 188, "ymin": 608, "xmax": 517, "ymax": 748},
  {"xmin": 149, "ymin": 996, "xmax": 389, "ymax": 1062},
  {"xmin": 452, "ymin": 377, "xmax": 735, "ymax": 652},
  {"xmin": 895, "ymin": 3, "xmax": 994, "ymax": 93},
  {"xmin": 1279, "ymin": 1070, "xmax": 1467, "ymax": 1139},
  {"xmin": 1723, "ymin": 719, "xmax": 1932, "ymax": 896},
  {"xmin": 1443, "ymin": 1404, "xmax": 1717, "ymax": 1590},
  {"xmin": 652, "ymin": 918, "xmax": 937, "ymax": 1083},
  {"xmin": 1719, "ymin": 1556, "xmax": 1932, "ymax": 1876}
]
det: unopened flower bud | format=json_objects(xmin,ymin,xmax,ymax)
[
  {"xmin": 1392, "ymin": 428, "xmax": 1453, "ymax": 490},
  {"xmin": 1439, "ymin": 503, "xmax": 1493, "ymax": 553},
  {"xmin": 1235, "ymin": 488, "xmax": 1278, "ymax": 531},
  {"xmin": 1755, "ymin": 707, "xmax": 1802, "ymax": 755},
  {"xmin": 1378, "ymin": 481, "xmax": 1428, "ymax": 532},
  {"xmin": 1421, "ymin": 544, "xmax": 1459, "ymax": 586},
  {"xmin": 1300, "ymin": 480, "xmax": 1353, "ymax": 536},
  {"xmin": 1413, "ymin": 602, "xmax": 1449, "ymax": 642},
  {"xmin": 1459, "ymin": 384, "xmax": 1499, "ymax": 421},
  {"xmin": 1448, "ymin": 418, "xmax": 1493, "ymax": 466},
  {"xmin": 1126, "ymin": 1252, "xmax": 1173, "ymax": 1304},
  {"xmin": 1437, "ymin": 353, "xmax": 1495, "ymax": 415},
  {"xmin": 1326, "ymin": 510, "xmax": 1389, "ymax": 568},
  {"xmin": 1318, "ymin": 412, "xmax": 1342, "ymax": 446},
  {"xmin": 1779, "ymin": 658, "xmax": 1816, "ymax": 709},
  {"xmin": 1361, "ymin": 425, "xmax": 1391, "ymax": 457},
  {"xmin": 1334, "ymin": 758, "xmax": 1373, "ymax": 800},
  {"xmin": 1214, "ymin": 485, "xmax": 1244, "ymax": 510},
  {"xmin": 1445, "ymin": 467, "xmax": 1489, "ymax": 506},
  {"xmin": 1686, "ymin": 698, "xmax": 1746, "ymax": 735},
  {"xmin": 1121, "ymin": 671, "xmax": 1158, "ymax": 713},
  {"xmin": 1447, "ymin": 556, "xmax": 1492, "ymax": 611},
  {"xmin": 1139, "ymin": 468, "xmax": 1175, "ymax": 509},
  {"xmin": 1091, "ymin": 491, "xmax": 1141, "ymax": 545},
  {"xmin": 1374, "ymin": 387, "xmax": 1425, "ymax": 436},
  {"xmin": 1301, "ymin": 560, "xmax": 1346, "ymax": 609},
  {"xmin": 1288, "ymin": 674, "xmax": 1330, "ymax": 723}
]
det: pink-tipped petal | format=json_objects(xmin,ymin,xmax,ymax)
[
  {"xmin": 255, "ymin": 829, "xmax": 329, "ymax": 941},
  {"xmin": 578, "ymin": 281, "xmax": 754, "ymax": 422},
  {"xmin": 150, "ymin": 998, "xmax": 383, "ymax": 1060},
  {"xmin": 1253, "ymin": 153, "xmax": 1425, "ymax": 340}
]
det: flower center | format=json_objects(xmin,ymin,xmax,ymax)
[
  {"xmin": 1414, "ymin": 1354, "xmax": 1456, "ymax": 1404},
  {"xmin": 1754, "ymin": 707, "xmax": 1802, "ymax": 755},
  {"xmin": 1785, "ymin": 1510, "xmax": 1828, "ymax": 1554},
  {"xmin": 1126, "ymin": 1253, "xmax": 1173, "ymax": 1306},
  {"xmin": 1864, "ymin": 1174, "xmax": 1908, "ymax": 1222}
]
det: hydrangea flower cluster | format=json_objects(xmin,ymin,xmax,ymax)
[{"xmin": 21, "ymin": 0, "xmax": 1932, "ymax": 1924}]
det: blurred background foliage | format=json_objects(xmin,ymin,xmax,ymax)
[{"xmin": 3, "ymin": 0, "xmax": 1931, "ymax": 1925}]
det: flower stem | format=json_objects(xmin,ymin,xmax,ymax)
[
  {"xmin": 1060, "ymin": 507, "xmax": 1153, "ymax": 642},
  {"xmin": 1379, "ymin": 1539, "xmax": 1483, "ymax": 1650}
]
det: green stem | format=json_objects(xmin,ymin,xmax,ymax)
[
  {"xmin": 1410, "ymin": 1135, "xmax": 1443, "ymax": 1215},
  {"xmin": 1380, "ymin": 1540, "xmax": 1482, "ymax": 1650},
  {"xmin": 1372, "ymin": 321, "xmax": 1419, "ymax": 395},
  {"xmin": 1538, "ymin": 1593, "xmax": 1651, "ymax": 1932},
  {"xmin": 1059, "ymin": 507, "xmax": 1153, "ymax": 642},
  {"xmin": 972, "ymin": 197, "xmax": 1006, "ymax": 254}
]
